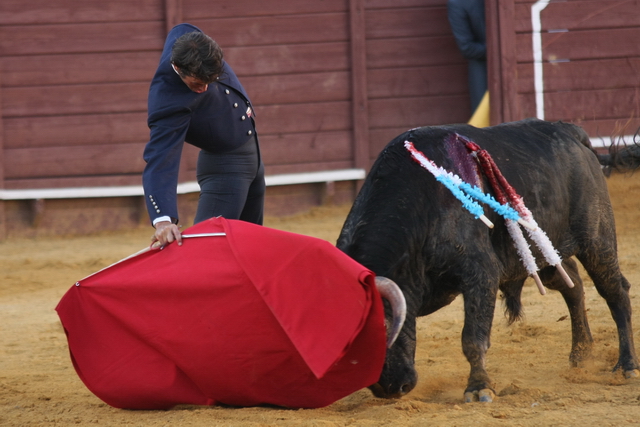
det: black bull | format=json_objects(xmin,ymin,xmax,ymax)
[{"xmin": 336, "ymin": 119, "xmax": 640, "ymax": 402}]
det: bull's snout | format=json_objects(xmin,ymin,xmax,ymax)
[{"xmin": 368, "ymin": 364, "xmax": 418, "ymax": 398}]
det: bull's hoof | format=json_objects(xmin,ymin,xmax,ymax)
[
  {"xmin": 464, "ymin": 389, "xmax": 495, "ymax": 403},
  {"xmin": 624, "ymin": 369, "xmax": 640, "ymax": 379}
]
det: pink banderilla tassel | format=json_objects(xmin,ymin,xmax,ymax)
[{"xmin": 462, "ymin": 135, "xmax": 574, "ymax": 292}]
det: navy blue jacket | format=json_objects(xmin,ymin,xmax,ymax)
[
  {"xmin": 447, "ymin": 0, "xmax": 486, "ymax": 61},
  {"xmin": 142, "ymin": 23, "xmax": 256, "ymax": 224},
  {"xmin": 447, "ymin": 0, "xmax": 487, "ymax": 112}
]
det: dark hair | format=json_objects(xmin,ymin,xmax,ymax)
[{"xmin": 171, "ymin": 31, "xmax": 223, "ymax": 84}]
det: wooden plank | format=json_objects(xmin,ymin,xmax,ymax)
[
  {"xmin": 487, "ymin": 0, "xmax": 504, "ymax": 124},
  {"xmin": 165, "ymin": 0, "xmax": 183, "ymax": 34},
  {"xmin": 0, "ymin": 21, "xmax": 164, "ymax": 56},
  {"xmin": 371, "ymin": 118, "xmax": 637, "ymax": 151},
  {"xmin": 0, "ymin": 71, "xmax": 5, "ymax": 240},
  {"xmin": 367, "ymin": 65, "xmax": 467, "ymax": 99},
  {"xmin": 224, "ymin": 42, "xmax": 351, "ymax": 75},
  {"xmin": 3, "ymin": 113, "xmax": 149, "ymax": 149},
  {"xmin": 516, "ymin": 58, "xmax": 640, "ymax": 93},
  {"xmin": 368, "ymin": 95, "xmax": 471, "ymax": 129},
  {"xmin": 515, "ymin": 27, "xmax": 640, "ymax": 62},
  {"xmin": 3, "ymin": 68, "xmax": 351, "ymax": 147},
  {"xmin": 1, "ymin": 51, "xmax": 159, "ymax": 88},
  {"xmin": 183, "ymin": 0, "xmax": 348, "ymax": 19},
  {"xmin": 5, "ymin": 42, "xmax": 351, "ymax": 89},
  {"xmin": 242, "ymin": 72, "xmax": 351, "ymax": 105},
  {"xmin": 260, "ymin": 131, "xmax": 353, "ymax": 165},
  {"xmin": 0, "ymin": 70, "xmax": 5, "ymax": 188},
  {"xmin": 264, "ymin": 161, "xmax": 356, "ymax": 176},
  {"xmin": 133, "ymin": 130, "xmax": 356, "ymax": 175},
  {"xmin": 187, "ymin": 160, "xmax": 359, "ymax": 178},
  {"xmin": 0, "ymin": 0, "xmax": 163, "ymax": 25},
  {"xmin": 137, "ymin": 100, "xmax": 350, "ymax": 148},
  {"xmin": 253, "ymin": 102, "xmax": 352, "ymax": 135},
  {"xmin": 515, "ymin": 1, "xmax": 640, "ymax": 33},
  {"xmin": 499, "ymin": 0, "xmax": 519, "ymax": 122},
  {"xmin": 517, "ymin": 88, "xmax": 640, "ymax": 122},
  {"xmin": 369, "ymin": 127, "xmax": 411, "ymax": 158},
  {"xmin": 3, "ymin": 107, "xmax": 354, "ymax": 173},
  {"xmin": 175, "ymin": 131, "xmax": 356, "ymax": 174},
  {"xmin": 487, "ymin": 0, "xmax": 519, "ymax": 124},
  {"xmin": 351, "ymin": 0, "xmax": 371, "ymax": 172},
  {"xmin": 2, "ymin": 82, "xmax": 148, "ymax": 118},
  {"xmin": 179, "ymin": 144, "xmax": 199, "ymax": 171},
  {"xmin": 3, "ymin": 175, "xmax": 143, "ymax": 190},
  {"xmin": 265, "ymin": 180, "xmax": 356, "ymax": 217},
  {"xmin": 3, "ymin": 197, "xmax": 149, "ymax": 238},
  {"xmin": 377, "ymin": 121, "xmax": 640, "ymax": 158},
  {"xmin": 178, "ymin": 143, "xmax": 198, "ymax": 184},
  {"xmin": 365, "ymin": 6, "xmax": 452, "ymax": 39},
  {"xmin": 366, "ymin": 36, "xmax": 464, "ymax": 69},
  {"xmin": 365, "ymin": 0, "xmax": 447, "ymax": 8},
  {"xmin": 190, "ymin": 13, "xmax": 350, "ymax": 47},
  {"xmin": 576, "ymin": 118, "xmax": 640, "ymax": 140},
  {"xmin": 4, "ymin": 143, "xmax": 147, "ymax": 179}
]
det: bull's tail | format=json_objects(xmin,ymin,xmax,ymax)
[
  {"xmin": 593, "ymin": 129, "xmax": 640, "ymax": 175},
  {"xmin": 500, "ymin": 284, "xmax": 524, "ymax": 325}
]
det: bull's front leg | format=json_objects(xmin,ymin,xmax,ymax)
[{"xmin": 461, "ymin": 283, "xmax": 498, "ymax": 402}]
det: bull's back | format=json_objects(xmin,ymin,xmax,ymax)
[
  {"xmin": 339, "ymin": 119, "xmax": 609, "ymax": 265},
  {"xmin": 413, "ymin": 120, "xmax": 609, "ymax": 256}
]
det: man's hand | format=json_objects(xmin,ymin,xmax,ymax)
[{"xmin": 151, "ymin": 221, "xmax": 183, "ymax": 249}]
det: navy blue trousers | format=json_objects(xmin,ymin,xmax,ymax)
[
  {"xmin": 194, "ymin": 135, "xmax": 265, "ymax": 225},
  {"xmin": 468, "ymin": 59, "xmax": 487, "ymax": 113}
]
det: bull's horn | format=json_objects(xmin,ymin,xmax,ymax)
[{"xmin": 375, "ymin": 276, "xmax": 407, "ymax": 348}]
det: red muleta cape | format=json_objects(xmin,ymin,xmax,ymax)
[{"xmin": 56, "ymin": 217, "xmax": 387, "ymax": 409}]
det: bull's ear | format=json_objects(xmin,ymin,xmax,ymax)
[{"xmin": 375, "ymin": 277, "xmax": 406, "ymax": 348}]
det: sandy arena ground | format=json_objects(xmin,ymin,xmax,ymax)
[{"xmin": 2, "ymin": 172, "xmax": 640, "ymax": 426}]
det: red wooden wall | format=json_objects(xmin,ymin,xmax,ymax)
[
  {"xmin": 0, "ymin": 0, "xmax": 469, "ymax": 190},
  {"xmin": 0, "ymin": 0, "xmax": 470, "ymax": 238},
  {"xmin": 489, "ymin": 0, "xmax": 640, "ymax": 139},
  {"xmin": 364, "ymin": 0, "xmax": 471, "ymax": 157},
  {"xmin": 2, "ymin": 0, "xmax": 638, "ymax": 238},
  {"xmin": 1, "ymin": 1, "xmax": 161, "ymax": 190}
]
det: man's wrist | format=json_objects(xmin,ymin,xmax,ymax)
[{"xmin": 153, "ymin": 216, "xmax": 172, "ymax": 227}]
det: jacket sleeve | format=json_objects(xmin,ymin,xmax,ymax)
[
  {"xmin": 447, "ymin": 0, "xmax": 486, "ymax": 61},
  {"xmin": 142, "ymin": 109, "xmax": 191, "ymax": 225}
]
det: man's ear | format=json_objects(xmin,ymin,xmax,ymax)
[{"xmin": 170, "ymin": 63, "xmax": 184, "ymax": 78}]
